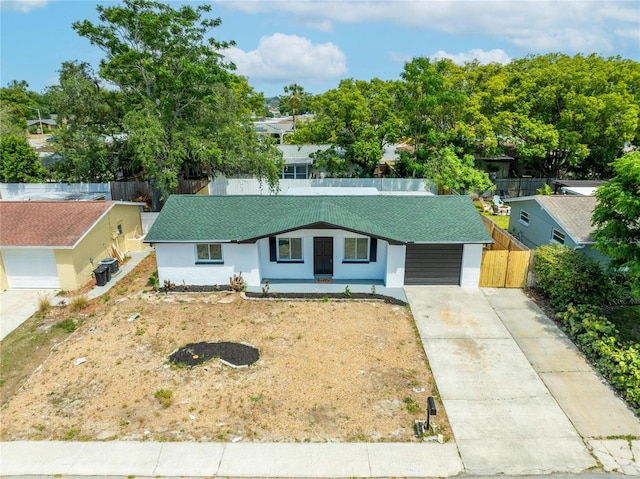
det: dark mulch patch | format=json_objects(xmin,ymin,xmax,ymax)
[
  {"xmin": 245, "ymin": 291, "xmax": 407, "ymax": 306},
  {"xmin": 160, "ymin": 284, "xmax": 407, "ymax": 306},
  {"xmin": 168, "ymin": 342, "xmax": 259, "ymax": 367},
  {"xmin": 161, "ymin": 284, "xmax": 232, "ymax": 293}
]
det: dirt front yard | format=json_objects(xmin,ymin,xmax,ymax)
[{"xmin": 0, "ymin": 254, "xmax": 449, "ymax": 443}]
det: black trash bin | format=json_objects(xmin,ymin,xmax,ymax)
[
  {"xmin": 99, "ymin": 258, "xmax": 119, "ymax": 275},
  {"xmin": 93, "ymin": 265, "xmax": 109, "ymax": 286}
]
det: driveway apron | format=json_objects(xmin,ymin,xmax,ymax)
[{"xmin": 405, "ymin": 286, "xmax": 595, "ymax": 475}]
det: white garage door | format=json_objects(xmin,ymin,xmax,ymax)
[{"xmin": 3, "ymin": 249, "xmax": 61, "ymax": 289}]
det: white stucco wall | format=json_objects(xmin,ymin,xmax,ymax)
[
  {"xmin": 258, "ymin": 229, "xmax": 387, "ymax": 282},
  {"xmin": 460, "ymin": 243, "xmax": 483, "ymax": 287},
  {"xmin": 385, "ymin": 244, "xmax": 406, "ymax": 287},
  {"xmin": 154, "ymin": 243, "xmax": 261, "ymax": 287}
]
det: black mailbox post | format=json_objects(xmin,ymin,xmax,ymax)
[{"xmin": 426, "ymin": 396, "xmax": 437, "ymax": 430}]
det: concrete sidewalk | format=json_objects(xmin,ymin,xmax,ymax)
[{"xmin": 0, "ymin": 441, "xmax": 463, "ymax": 477}]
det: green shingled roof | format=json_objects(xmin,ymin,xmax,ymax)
[{"xmin": 145, "ymin": 195, "xmax": 493, "ymax": 244}]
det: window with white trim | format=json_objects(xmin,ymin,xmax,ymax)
[
  {"xmin": 519, "ymin": 210, "xmax": 530, "ymax": 225},
  {"xmin": 551, "ymin": 229, "xmax": 565, "ymax": 245},
  {"xmin": 278, "ymin": 237, "xmax": 302, "ymax": 261},
  {"xmin": 196, "ymin": 243, "xmax": 223, "ymax": 262},
  {"xmin": 282, "ymin": 165, "xmax": 308, "ymax": 179},
  {"xmin": 344, "ymin": 237, "xmax": 369, "ymax": 261}
]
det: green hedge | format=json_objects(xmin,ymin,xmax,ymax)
[
  {"xmin": 556, "ymin": 305, "xmax": 640, "ymax": 411},
  {"xmin": 532, "ymin": 244, "xmax": 612, "ymax": 310},
  {"xmin": 533, "ymin": 244, "xmax": 640, "ymax": 413}
]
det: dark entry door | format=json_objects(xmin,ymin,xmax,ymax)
[{"xmin": 314, "ymin": 237, "xmax": 333, "ymax": 275}]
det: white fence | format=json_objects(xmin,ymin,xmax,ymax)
[{"xmin": 209, "ymin": 178, "xmax": 437, "ymax": 195}]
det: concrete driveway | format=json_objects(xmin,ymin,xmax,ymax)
[
  {"xmin": 0, "ymin": 289, "xmax": 59, "ymax": 340},
  {"xmin": 405, "ymin": 286, "xmax": 640, "ymax": 475}
]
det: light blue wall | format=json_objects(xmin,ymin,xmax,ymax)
[
  {"xmin": 507, "ymin": 200, "xmax": 579, "ymax": 250},
  {"xmin": 507, "ymin": 199, "xmax": 609, "ymax": 267}
]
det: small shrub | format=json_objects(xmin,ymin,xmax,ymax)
[
  {"xmin": 403, "ymin": 397, "xmax": 422, "ymax": 414},
  {"xmin": 69, "ymin": 295, "xmax": 89, "ymax": 312},
  {"xmin": 229, "ymin": 273, "xmax": 245, "ymax": 292},
  {"xmin": 261, "ymin": 279, "xmax": 270, "ymax": 297},
  {"xmin": 102, "ymin": 293, "xmax": 111, "ymax": 302},
  {"xmin": 54, "ymin": 318, "xmax": 77, "ymax": 333},
  {"xmin": 344, "ymin": 285, "xmax": 351, "ymax": 297},
  {"xmin": 154, "ymin": 389, "xmax": 173, "ymax": 408},
  {"xmin": 37, "ymin": 295, "xmax": 51, "ymax": 314},
  {"xmin": 148, "ymin": 271, "xmax": 159, "ymax": 291}
]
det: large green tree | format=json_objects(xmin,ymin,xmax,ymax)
[
  {"xmin": 0, "ymin": 135, "xmax": 48, "ymax": 182},
  {"xmin": 288, "ymin": 78, "xmax": 401, "ymax": 177},
  {"xmin": 47, "ymin": 61, "xmax": 128, "ymax": 182},
  {"xmin": 73, "ymin": 0, "xmax": 282, "ymax": 194},
  {"xmin": 592, "ymin": 152, "xmax": 640, "ymax": 297},
  {"xmin": 397, "ymin": 57, "xmax": 492, "ymax": 191},
  {"xmin": 473, "ymin": 54, "xmax": 640, "ymax": 178}
]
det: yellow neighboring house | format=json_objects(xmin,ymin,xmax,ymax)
[{"xmin": 0, "ymin": 201, "xmax": 145, "ymax": 291}]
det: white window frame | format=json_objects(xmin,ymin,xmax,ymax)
[
  {"xmin": 195, "ymin": 243, "xmax": 223, "ymax": 263},
  {"xmin": 282, "ymin": 165, "xmax": 308, "ymax": 179},
  {"xmin": 551, "ymin": 229, "xmax": 566, "ymax": 245},
  {"xmin": 519, "ymin": 210, "xmax": 530, "ymax": 226},
  {"xmin": 344, "ymin": 237, "xmax": 369, "ymax": 262},
  {"xmin": 278, "ymin": 237, "xmax": 303, "ymax": 261}
]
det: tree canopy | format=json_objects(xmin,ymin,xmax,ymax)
[
  {"xmin": 592, "ymin": 152, "xmax": 640, "ymax": 297},
  {"xmin": 0, "ymin": 135, "xmax": 48, "ymax": 183},
  {"xmin": 71, "ymin": 0, "xmax": 282, "ymax": 195}
]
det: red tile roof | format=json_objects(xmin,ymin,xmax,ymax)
[{"xmin": 0, "ymin": 201, "xmax": 115, "ymax": 247}]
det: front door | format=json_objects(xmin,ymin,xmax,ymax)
[{"xmin": 313, "ymin": 237, "xmax": 333, "ymax": 275}]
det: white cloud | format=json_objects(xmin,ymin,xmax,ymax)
[
  {"xmin": 218, "ymin": 1, "xmax": 639, "ymax": 56},
  {"xmin": 430, "ymin": 48, "xmax": 512, "ymax": 65},
  {"xmin": 0, "ymin": 0, "xmax": 48, "ymax": 13},
  {"xmin": 222, "ymin": 33, "xmax": 347, "ymax": 82}
]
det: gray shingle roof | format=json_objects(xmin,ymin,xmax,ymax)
[
  {"xmin": 535, "ymin": 195, "xmax": 598, "ymax": 244},
  {"xmin": 145, "ymin": 195, "xmax": 493, "ymax": 245}
]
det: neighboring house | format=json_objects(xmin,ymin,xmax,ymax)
[
  {"xmin": 145, "ymin": 195, "xmax": 492, "ymax": 290},
  {"xmin": 552, "ymin": 179, "xmax": 605, "ymax": 196},
  {"xmin": 0, "ymin": 201, "xmax": 144, "ymax": 290},
  {"xmin": 277, "ymin": 144, "xmax": 332, "ymax": 179},
  {"xmin": 506, "ymin": 195, "xmax": 608, "ymax": 263},
  {"xmin": 27, "ymin": 119, "xmax": 57, "ymax": 132}
]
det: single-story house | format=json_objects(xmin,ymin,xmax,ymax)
[
  {"xmin": 506, "ymin": 195, "xmax": 608, "ymax": 263},
  {"xmin": 144, "ymin": 195, "xmax": 493, "ymax": 290},
  {"xmin": 0, "ymin": 201, "xmax": 145, "ymax": 290}
]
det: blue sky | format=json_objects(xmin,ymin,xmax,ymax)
[{"xmin": 1, "ymin": 0, "xmax": 639, "ymax": 99}]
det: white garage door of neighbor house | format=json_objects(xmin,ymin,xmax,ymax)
[{"xmin": 3, "ymin": 249, "xmax": 61, "ymax": 289}]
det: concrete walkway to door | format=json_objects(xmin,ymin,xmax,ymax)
[{"xmin": 405, "ymin": 286, "xmax": 640, "ymax": 476}]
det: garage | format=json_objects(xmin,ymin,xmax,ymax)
[
  {"xmin": 404, "ymin": 244, "xmax": 463, "ymax": 285},
  {"xmin": 2, "ymin": 248, "xmax": 61, "ymax": 289}
]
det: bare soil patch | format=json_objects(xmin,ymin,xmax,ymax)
[{"xmin": 0, "ymin": 254, "xmax": 449, "ymax": 442}]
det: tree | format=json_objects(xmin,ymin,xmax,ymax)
[
  {"xmin": 73, "ymin": 0, "xmax": 282, "ymax": 194},
  {"xmin": 592, "ymin": 152, "xmax": 640, "ymax": 298},
  {"xmin": 289, "ymin": 78, "xmax": 401, "ymax": 177},
  {"xmin": 0, "ymin": 135, "xmax": 48, "ymax": 182},
  {"xmin": 397, "ymin": 58, "xmax": 492, "ymax": 191},
  {"xmin": 47, "ymin": 61, "xmax": 127, "ymax": 182},
  {"xmin": 280, "ymin": 84, "xmax": 312, "ymax": 127},
  {"xmin": 483, "ymin": 54, "xmax": 640, "ymax": 178}
]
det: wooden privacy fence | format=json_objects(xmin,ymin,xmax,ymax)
[
  {"xmin": 479, "ymin": 216, "xmax": 531, "ymax": 288},
  {"xmin": 110, "ymin": 179, "xmax": 209, "ymax": 211}
]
